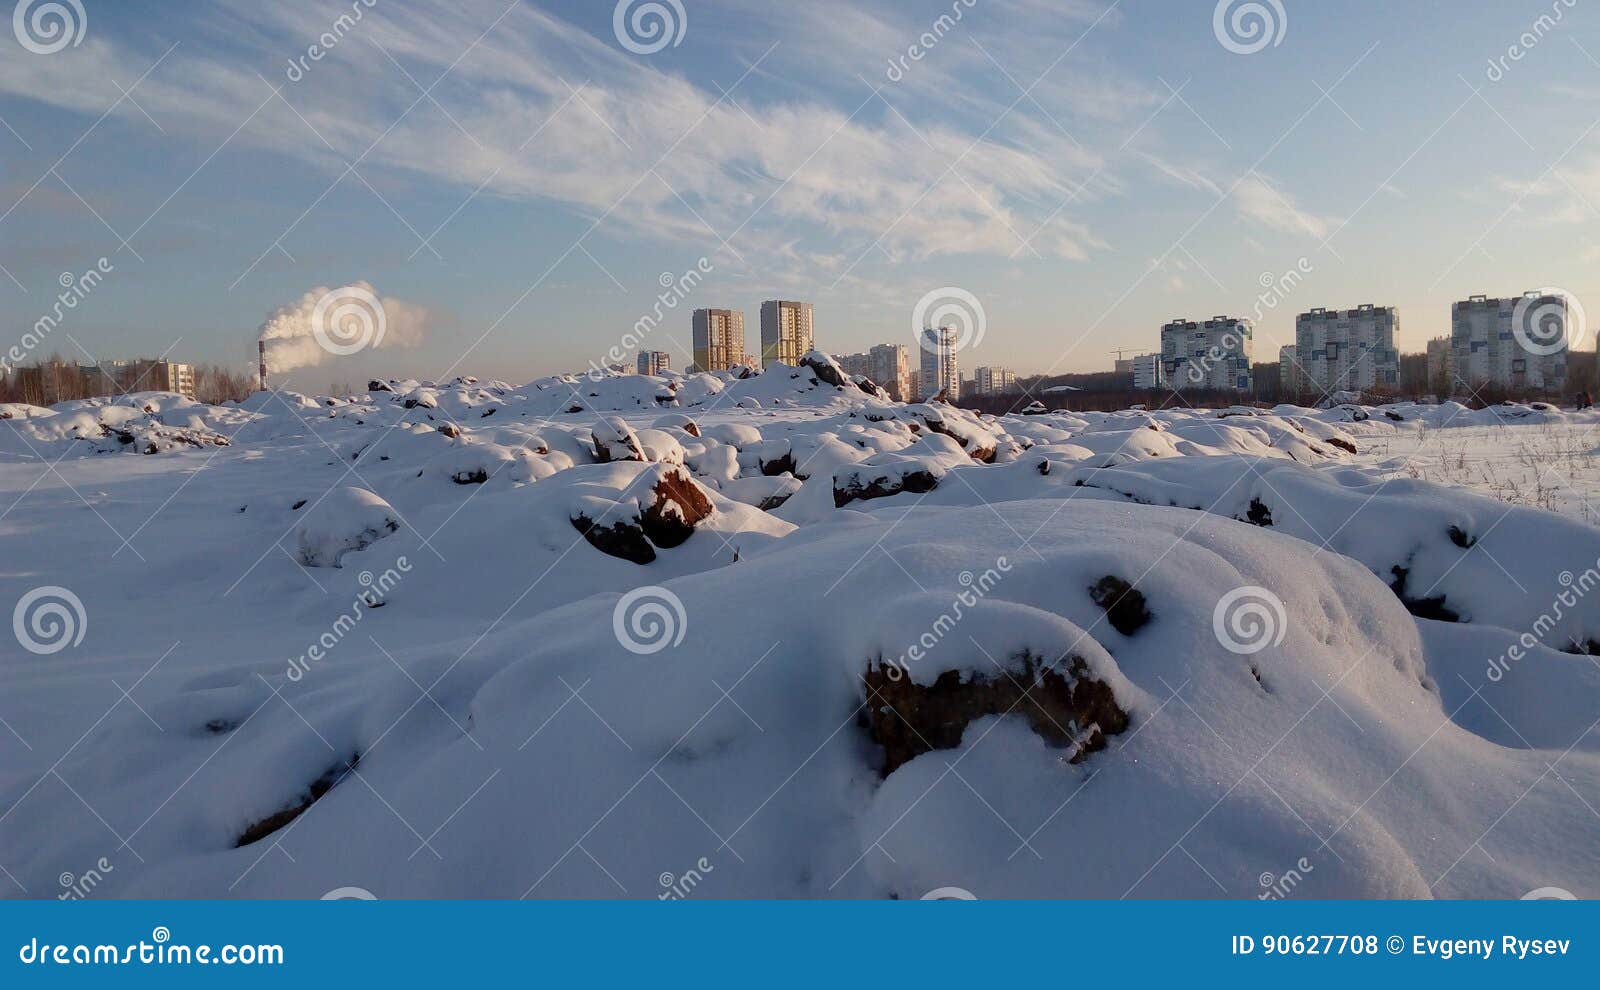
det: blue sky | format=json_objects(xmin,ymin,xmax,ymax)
[{"xmin": 3, "ymin": 0, "xmax": 1600, "ymax": 390}]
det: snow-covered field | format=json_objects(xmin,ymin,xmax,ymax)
[
  {"xmin": 2, "ymin": 356, "xmax": 1598, "ymax": 900},
  {"xmin": 1354, "ymin": 419, "xmax": 1600, "ymax": 527}
]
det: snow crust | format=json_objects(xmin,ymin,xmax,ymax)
[{"xmin": 2, "ymin": 373, "xmax": 1598, "ymax": 900}]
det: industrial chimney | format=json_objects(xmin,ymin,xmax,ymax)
[{"xmin": 258, "ymin": 340, "xmax": 268, "ymax": 392}]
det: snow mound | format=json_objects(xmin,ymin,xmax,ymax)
[
  {"xmin": 292, "ymin": 487, "xmax": 401, "ymax": 567},
  {"xmin": 12, "ymin": 499, "xmax": 1599, "ymax": 900},
  {"xmin": 5, "ymin": 374, "xmax": 1600, "ymax": 900}
]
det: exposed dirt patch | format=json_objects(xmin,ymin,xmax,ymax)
[
  {"xmin": 834, "ymin": 468, "xmax": 940, "ymax": 507},
  {"xmin": 1088, "ymin": 575, "xmax": 1153, "ymax": 636},
  {"xmin": 235, "ymin": 753, "xmax": 360, "ymax": 847},
  {"xmin": 572, "ymin": 513, "xmax": 656, "ymax": 564},
  {"xmin": 862, "ymin": 653, "xmax": 1127, "ymax": 776},
  {"xmin": 639, "ymin": 469, "xmax": 714, "ymax": 549},
  {"xmin": 759, "ymin": 451, "xmax": 797, "ymax": 477},
  {"xmin": 1389, "ymin": 564, "xmax": 1461, "ymax": 622},
  {"xmin": 1245, "ymin": 497, "xmax": 1274, "ymax": 527}
]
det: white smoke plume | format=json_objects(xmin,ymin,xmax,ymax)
[{"xmin": 257, "ymin": 281, "xmax": 430, "ymax": 374}]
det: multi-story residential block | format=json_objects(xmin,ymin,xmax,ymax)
[
  {"xmin": 1450, "ymin": 292, "xmax": 1569, "ymax": 391},
  {"xmin": 79, "ymin": 359, "xmax": 196, "ymax": 398},
  {"xmin": 918, "ymin": 327, "xmax": 959, "ymax": 401},
  {"xmin": 837, "ymin": 343, "xmax": 911, "ymax": 401},
  {"xmin": 154, "ymin": 361, "xmax": 196, "ymax": 398},
  {"xmin": 1160, "ymin": 316, "xmax": 1253, "ymax": 392},
  {"xmin": 1426, "ymin": 337, "xmax": 1452, "ymax": 392},
  {"xmin": 691, "ymin": 309, "xmax": 745, "ymax": 373},
  {"xmin": 1294, "ymin": 305, "xmax": 1399, "ymax": 393},
  {"xmin": 759, "ymin": 300, "xmax": 814, "ymax": 367},
  {"xmin": 636, "ymin": 351, "xmax": 671, "ymax": 376},
  {"xmin": 1133, "ymin": 353, "xmax": 1165, "ymax": 390},
  {"xmin": 973, "ymin": 366, "xmax": 1016, "ymax": 395},
  {"xmin": 1277, "ymin": 345, "xmax": 1300, "ymax": 396}
]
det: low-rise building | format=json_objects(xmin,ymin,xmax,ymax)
[{"xmin": 79, "ymin": 359, "xmax": 196, "ymax": 398}]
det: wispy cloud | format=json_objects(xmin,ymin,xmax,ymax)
[
  {"xmin": 1231, "ymin": 173, "xmax": 1332, "ymax": 239},
  {"xmin": 0, "ymin": 0, "xmax": 1132, "ymax": 280}
]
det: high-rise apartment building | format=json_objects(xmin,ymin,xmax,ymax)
[
  {"xmin": 1160, "ymin": 316, "xmax": 1253, "ymax": 392},
  {"xmin": 918, "ymin": 327, "xmax": 959, "ymax": 401},
  {"xmin": 636, "ymin": 351, "xmax": 671, "ymax": 376},
  {"xmin": 837, "ymin": 344, "xmax": 910, "ymax": 401},
  {"xmin": 1450, "ymin": 293, "xmax": 1570, "ymax": 391},
  {"xmin": 973, "ymin": 366, "xmax": 1016, "ymax": 395},
  {"xmin": 1294, "ymin": 305, "xmax": 1399, "ymax": 393},
  {"xmin": 1426, "ymin": 337, "xmax": 1452, "ymax": 392},
  {"xmin": 1133, "ymin": 353, "xmax": 1165, "ymax": 390},
  {"xmin": 759, "ymin": 300, "xmax": 814, "ymax": 367},
  {"xmin": 1277, "ymin": 346, "xmax": 1300, "ymax": 396},
  {"xmin": 691, "ymin": 309, "xmax": 745, "ymax": 373}
]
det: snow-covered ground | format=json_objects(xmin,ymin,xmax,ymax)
[
  {"xmin": 1353, "ymin": 420, "xmax": 1600, "ymax": 527},
  {"xmin": 2, "ymin": 360, "xmax": 1598, "ymax": 900}
]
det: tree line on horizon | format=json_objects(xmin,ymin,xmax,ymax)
[{"xmin": 0, "ymin": 355, "xmax": 256, "ymax": 407}]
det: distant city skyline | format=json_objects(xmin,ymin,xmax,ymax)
[{"xmin": 5, "ymin": 0, "xmax": 1600, "ymax": 394}]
